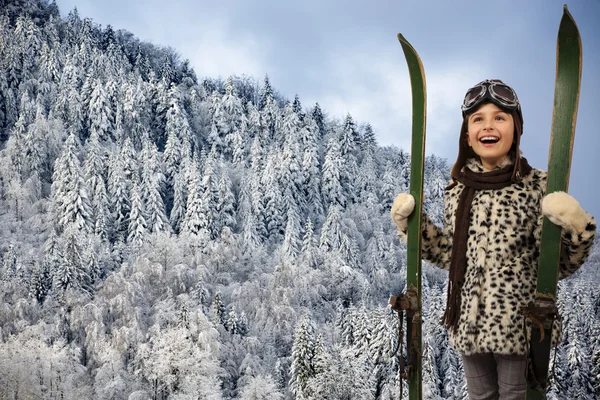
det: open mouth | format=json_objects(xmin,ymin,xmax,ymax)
[{"xmin": 479, "ymin": 136, "xmax": 500, "ymax": 144}]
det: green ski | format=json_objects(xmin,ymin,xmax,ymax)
[
  {"xmin": 389, "ymin": 33, "xmax": 426, "ymax": 400},
  {"xmin": 524, "ymin": 5, "xmax": 582, "ymax": 400}
]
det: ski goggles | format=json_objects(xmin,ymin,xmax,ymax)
[{"xmin": 461, "ymin": 79, "xmax": 521, "ymax": 117}]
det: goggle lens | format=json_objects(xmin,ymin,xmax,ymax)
[
  {"xmin": 463, "ymin": 86, "xmax": 485, "ymax": 107},
  {"xmin": 490, "ymin": 84, "xmax": 516, "ymax": 102},
  {"xmin": 462, "ymin": 80, "xmax": 520, "ymax": 115}
]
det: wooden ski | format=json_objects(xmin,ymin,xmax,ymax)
[
  {"xmin": 396, "ymin": 32, "xmax": 427, "ymax": 400},
  {"xmin": 525, "ymin": 5, "xmax": 582, "ymax": 400}
]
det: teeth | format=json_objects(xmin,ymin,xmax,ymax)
[{"xmin": 480, "ymin": 136, "xmax": 499, "ymax": 143}]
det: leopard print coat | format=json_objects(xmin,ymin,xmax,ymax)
[{"xmin": 398, "ymin": 158, "xmax": 596, "ymax": 356}]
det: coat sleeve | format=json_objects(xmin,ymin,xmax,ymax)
[
  {"xmin": 396, "ymin": 189, "xmax": 453, "ymax": 270},
  {"xmin": 534, "ymin": 170, "xmax": 596, "ymax": 279},
  {"xmin": 557, "ymin": 214, "xmax": 596, "ymax": 279}
]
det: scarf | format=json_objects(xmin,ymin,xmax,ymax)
[{"xmin": 441, "ymin": 157, "xmax": 532, "ymax": 332}]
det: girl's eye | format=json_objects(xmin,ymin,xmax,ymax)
[
  {"xmin": 473, "ymin": 116, "xmax": 483, "ymax": 122},
  {"xmin": 496, "ymin": 115, "xmax": 505, "ymax": 121}
]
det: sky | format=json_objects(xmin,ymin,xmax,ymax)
[{"xmin": 53, "ymin": 0, "xmax": 600, "ymax": 220}]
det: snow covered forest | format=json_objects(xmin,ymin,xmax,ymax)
[{"xmin": 0, "ymin": 1, "xmax": 598, "ymax": 399}]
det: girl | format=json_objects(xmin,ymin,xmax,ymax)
[{"xmin": 390, "ymin": 79, "xmax": 596, "ymax": 400}]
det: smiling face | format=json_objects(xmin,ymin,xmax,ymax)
[{"xmin": 466, "ymin": 102, "xmax": 515, "ymax": 170}]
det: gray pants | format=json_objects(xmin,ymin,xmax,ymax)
[{"xmin": 461, "ymin": 353, "xmax": 528, "ymax": 400}]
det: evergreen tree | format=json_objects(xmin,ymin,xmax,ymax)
[
  {"xmin": 261, "ymin": 148, "xmax": 284, "ymax": 241},
  {"xmin": 249, "ymin": 139, "xmax": 268, "ymax": 240},
  {"xmin": 311, "ymin": 103, "xmax": 326, "ymax": 141},
  {"xmin": 289, "ymin": 316, "xmax": 316, "ymax": 399},
  {"xmin": 213, "ymin": 76, "xmax": 244, "ymax": 158},
  {"xmin": 300, "ymin": 218, "xmax": 319, "ymax": 270},
  {"xmin": 50, "ymin": 132, "xmax": 93, "ymax": 234},
  {"xmin": 181, "ymin": 156, "xmax": 209, "ymax": 237},
  {"xmin": 163, "ymin": 125, "xmax": 181, "ymax": 194},
  {"xmin": 338, "ymin": 114, "xmax": 360, "ymax": 204},
  {"xmin": 29, "ymin": 261, "xmax": 52, "ymax": 304},
  {"xmin": 127, "ymin": 181, "xmax": 147, "ymax": 248},
  {"xmin": 301, "ymin": 116, "xmax": 323, "ymax": 219},
  {"xmin": 258, "ymin": 75, "xmax": 274, "ymax": 110},
  {"xmin": 282, "ymin": 208, "xmax": 302, "ymax": 260},
  {"xmin": 211, "ymin": 292, "xmax": 226, "ymax": 326},
  {"xmin": 169, "ymin": 157, "xmax": 189, "ymax": 233},
  {"xmin": 380, "ymin": 160, "xmax": 403, "ymax": 209},
  {"xmin": 292, "ymin": 94, "xmax": 305, "ymax": 121},
  {"xmin": 107, "ymin": 149, "xmax": 131, "ymax": 240},
  {"xmin": 321, "ymin": 136, "xmax": 345, "ymax": 209},
  {"xmin": 319, "ymin": 205, "xmax": 343, "ymax": 252},
  {"xmin": 54, "ymin": 225, "xmax": 89, "ymax": 293},
  {"xmin": 260, "ymin": 85, "xmax": 280, "ymax": 145},
  {"xmin": 279, "ymin": 104, "xmax": 304, "ymax": 214},
  {"xmin": 164, "ymin": 86, "xmax": 192, "ymax": 160},
  {"xmin": 215, "ymin": 167, "xmax": 236, "ymax": 237},
  {"xmin": 140, "ymin": 140, "xmax": 170, "ymax": 234},
  {"xmin": 84, "ymin": 130, "xmax": 110, "ymax": 239},
  {"xmin": 87, "ymin": 78, "xmax": 114, "ymax": 142},
  {"xmin": 200, "ymin": 148, "xmax": 219, "ymax": 238}
]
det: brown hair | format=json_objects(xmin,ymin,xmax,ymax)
[{"xmin": 450, "ymin": 104, "xmax": 525, "ymax": 182}]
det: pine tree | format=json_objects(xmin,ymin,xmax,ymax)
[
  {"xmin": 54, "ymin": 225, "xmax": 89, "ymax": 293},
  {"xmin": 279, "ymin": 104, "xmax": 304, "ymax": 214},
  {"xmin": 338, "ymin": 114, "xmax": 360, "ymax": 204},
  {"xmin": 107, "ymin": 150, "xmax": 130, "ymax": 240},
  {"xmin": 213, "ymin": 76, "xmax": 244, "ymax": 158},
  {"xmin": 357, "ymin": 145, "xmax": 379, "ymax": 207},
  {"xmin": 23, "ymin": 106, "xmax": 50, "ymax": 185},
  {"xmin": 261, "ymin": 148, "xmax": 284, "ymax": 241},
  {"xmin": 51, "ymin": 132, "xmax": 93, "ymax": 234},
  {"xmin": 380, "ymin": 160, "xmax": 402, "ymax": 209},
  {"xmin": 211, "ymin": 292, "xmax": 226, "ymax": 326},
  {"xmin": 289, "ymin": 317, "xmax": 316, "ymax": 398},
  {"xmin": 319, "ymin": 205, "xmax": 343, "ymax": 252},
  {"xmin": 164, "ymin": 86, "xmax": 192, "ymax": 161},
  {"xmin": 200, "ymin": 148, "xmax": 219, "ymax": 238},
  {"xmin": 84, "ymin": 130, "xmax": 110, "ymax": 239},
  {"xmin": 258, "ymin": 75, "xmax": 274, "ymax": 110},
  {"xmin": 300, "ymin": 218, "xmax": 319, "ymax": 270},
  {"xmin": 321, "ymin": 137, "xmax": 345, "ymax": 209},
  {"xmin": 260, "ymin": 92, "xmax": 280, "ymax": 145},
  {"xmin": 181, "ymin": 156, "xmax": 209, "ymax": 237},
  {"xmin": 249, "ymin": 139, "xmax": 268, "ymax": 240},
  {"xmin": 282, "ymin": 208, "xmax": 302, "ymax": 260},
  {"xmin": 140, "ymin": 140, "xmax": 170, "ymax": 235},
  {"xmin": 169, "ymin": 158, "xmax": 189, "ymax": 233},
  {"xmin": 88, "ymin": 78, "xmax": 114, "ymax": 142},
  {"xmin": 238, "ymin": 176, "xmax": 261, "ymax": 249},
  {"xmin": 128, "ymin": 181, "xmax": 147, "ymax": 248},
  {"xmin": 311, "ymin": 103, "xmax": 326, "ymax": 141},
  {"xmin": 292, "ymin": 94, "xmax": 305, "ymax": 121},
  {"xmin": 215, "ymin": 167, "xmax": 236, "ymax": 237},
  {"xmin": 301, "ymin": 116, "xmax": 323, "ymax": 219},
  {"xmin": 29, "ymin": 261, "xmax": 51, "ymax": 304},
  {"xmin": 225, "ymin": 306, "xmax": 239, "ymax": 335}
]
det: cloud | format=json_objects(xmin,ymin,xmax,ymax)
[
  {"xmin": 133, "ymin": 3, "xmax": 271, "ymax": 81},
  {"xmin": 176, "ymin": 19, "xmax": 271, "ymax": 81},
  {"xmin": 312, "ymin": 44, "xmax": 488, "ymax": 161}
]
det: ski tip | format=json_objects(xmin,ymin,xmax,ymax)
[
  {"xmin": 397, "ymin": 33, "xmax": 414, "ymax": 50},
  {"xmin": 562, "ymin": 4, "xmax": 575, "ymax": 22},
  {"xmin": 559, "ymin": 3, "xmax": 579, "ymax": 35}
]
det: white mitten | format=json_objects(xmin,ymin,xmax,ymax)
[
  {"xmin": 391, "ymin": 193, "xmax": 415, "ymax": 232},
  {"xmin": 541, "ymin": 191, "xmax": 590, "ymax": 234}
]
